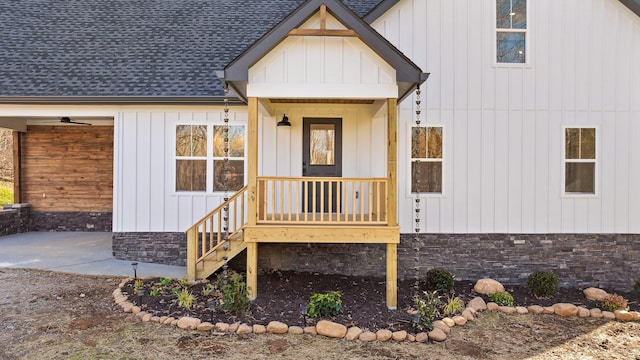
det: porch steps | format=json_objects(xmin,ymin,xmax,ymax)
[{"xmin": 195, "ymin": 231, "xmax": 246, "ymax": 279}]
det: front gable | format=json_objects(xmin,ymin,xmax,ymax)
[
  {"xmin": 247, "ymin": 10, "xmax": 398, "ymax": 99},
  {"xmin": 222, "ymin": 0, "xmax": 426, "ymax": 101}
]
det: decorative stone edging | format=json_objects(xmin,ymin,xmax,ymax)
[{"xmin": 112, "ymin": 278, "xmax": 640, "ymax": 344}]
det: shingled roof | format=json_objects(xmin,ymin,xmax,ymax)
[{"xmin": 0, "ymin": 0, "xmax": 383, "ymax": 102}]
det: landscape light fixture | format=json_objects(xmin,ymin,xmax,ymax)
[
  {"xmin": 207, "ymin": 300, "xmax": 217, "ymax": 323},
  {"xmin": 277, "ymin": 114, "xmax": 291, "ymax": 127},
  {"xmin": 131, "ymin": 262, "xmax": 138, "ymax": 279},
  {"xmin": 299, "ymin": 303, "xmax": 308, "ymax": 327}
]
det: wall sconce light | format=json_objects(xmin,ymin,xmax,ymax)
[{"xmin": 277, "ymin": 114, "xmax": 291, "ymax": 127}]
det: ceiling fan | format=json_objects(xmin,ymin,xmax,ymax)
[{"xmin": 59, "ymin": 117, "xmax": 92, "ymax": 125}]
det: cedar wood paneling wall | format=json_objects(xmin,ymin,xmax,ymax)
[
  {"xmin": 19, "ymin": 125, "xmax": 113, "ymax": 212},
  {"xmin": 373, "ymin": 0, "xmax": 640, "ymax": 234}
]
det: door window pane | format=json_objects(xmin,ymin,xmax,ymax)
[{"xmin": 310, "ymin": 124, "xmax": 335, "ymax": 165}]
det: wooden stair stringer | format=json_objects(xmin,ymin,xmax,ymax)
[{"xmin": 195, "ymin": 235, "xmax": 247, "ymax": 279}]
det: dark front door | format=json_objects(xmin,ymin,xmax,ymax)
[{"xmin": 302, "ymin": 118, "xmax": 342, "ymax": 213}]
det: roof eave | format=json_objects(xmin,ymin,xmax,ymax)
[
  {"xmin": 0, "ymin": 96, "xmax": 245, "ymax": 106},
  {"xmin": 619, "ymin": 0, "xmax": 640, "ymax": 16}
]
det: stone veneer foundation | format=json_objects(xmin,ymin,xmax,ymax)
[
  {"xmin": 29, "ymin": 211, "xmax": 112, "ymax": 231},
  {"xmin": 113, "ymin": 232, "xmax": 640, "ymax": 292}
]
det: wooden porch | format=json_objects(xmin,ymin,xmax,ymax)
[{"xmin": 186, "ymin": 98, "xmax": 400, "ymax": 309}]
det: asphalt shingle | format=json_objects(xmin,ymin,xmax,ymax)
[{"xmin": 0, "ymin": 0, "xmax": 381, "ymax": 98}]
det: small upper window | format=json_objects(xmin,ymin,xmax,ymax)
[
  {"xmin": 496, "ymin": 0, "xmax": 527, "ymax": 64},
  {"xmin": 176, "ymin": 125, "xmax": 207, "ymax": 192},
  {"xmin": 411, "ymin": 126, "xmax": 443, "ymax": 193},
  {"xmin": 564, "ymin": 127, "xmax": 596, "ymax": 194}
]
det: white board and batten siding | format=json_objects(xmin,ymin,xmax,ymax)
[
  {"xmin": 113, "ymin": 108, "xmax": 248, "ymax": 233},
  {"xmin": 247, "ymin": 12, "xmax": 397, "ymax": 99},
  {"xmin": 372, "ymin": 0, "xmax": 640, "ymax": 234}
]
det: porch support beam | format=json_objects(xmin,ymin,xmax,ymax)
[
  {"xmin": 386, "ymin": 243, "xmax": 397, "ymax": 310},
  {"xmin": 387, "ymin": 98, "xmax": 397, "ymax": 227},
  {"xmin": 386, "ymin": 98, "xmax": 398, "ymax": 310},
  {"xmin": 247, "ymin": 97, "xmax": 259, "ymax": 300}
]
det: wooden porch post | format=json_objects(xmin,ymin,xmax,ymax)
[
  {"xmin": 12, "ymin": 131, "xmax": 21, "ymax": 203},
  {"xmin": 386, "ymin": 98, "xmax": 398, "ymax": 309},
  {"xmin": 247, "ymin": 97, "xmax": 259, "ymax": 299}
]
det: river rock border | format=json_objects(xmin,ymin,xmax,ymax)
[{"xmin": 112, "ymin": 278, "xmax": 640, "ymax": 343}]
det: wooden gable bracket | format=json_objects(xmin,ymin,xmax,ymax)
[{"xmin": 288, "ymin": 3, "xmax": 359, "ymax": 37}]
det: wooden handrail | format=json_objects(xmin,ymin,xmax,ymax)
[
  {"xmin": 256, "ymin": 177, "xmax": 388, "ymax": 225},
  {"xmin": 186, "ymin": 186, "xmax": 248, "ymax": 280}
]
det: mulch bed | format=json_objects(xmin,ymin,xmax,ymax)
[{"xmin": 122, "ymin": 271, "xmax": 640, "ymax": 333}]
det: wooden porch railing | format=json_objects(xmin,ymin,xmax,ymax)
[
  {"xmin": 256, "ymin": 176, "xmax": 388, "ymax": 225},
  {"xmin": 186, "ymin": 186, "xmax": 248, "ymax": 280}
]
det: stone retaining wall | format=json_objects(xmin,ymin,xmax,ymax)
[
  {"xmin": 28, "ymin": 211, "xmax": 112, "ymax": 231},
  {"xmin": 112, "ymin": 232, "xmax": 187, "ymax": 266},
  {"xmin": 0, "ymin": 204, "xmax": 31, "ymax": 235}
]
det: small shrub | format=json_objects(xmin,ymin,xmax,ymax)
[
  {"xmin": 527, "ymin": 271, "xmax": 559, "ymax": 298},
  {"xmin": 308, "ymin": 291, "xmax": 342, "ymax": 318},
  {"xmin": 634, "ymin": 280, "xmax": 640, "ymax": 298},
  {"xmin": 443, "ymin": 296, "xmax": 465, "ymax": 315},
  {"xmin": 600, "ymin": 294, "xmax": 628, "ymax": 312},
  {"xmin": 177, "ymin": 288, "xmax": 196, "ymax": 309},
  {"xmin": 202, "ymin": 283, "xmax": 215, "ymax": 296},
  {"xmin": 150, "ymin": 288, "xmax": 160, "ymax": 296},
  {"xmin": 155, "ymin": 277, "xmax": 172, "ymax": 287},
  {"xmin": 490, "ymin": 291, "xmax": 514, "ymax": 306},
  {"xmin": 178, "ymin": 279, "xmax": 191, "ymax": 289},
  {"xmin": 424, "ymin": 268, "xmax": 455, "ymax": 294},
  {"xmin": 217, "ymin": 271, "xmax": 250, "ymax": 316},
  {"xmin": 413, "ymin": 291, "xmax": 441, "ymax": 331}
]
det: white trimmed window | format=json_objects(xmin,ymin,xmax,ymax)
[
  {"xmin": 564, "ymin": 127, "xmax": 596, "ymax": 195},
  {"xmin": 175, "ymin": 124, "xmax": 245, "ymax": 193},
  {"xmin": 411, "ymin": 126, "xmax": 443, "ymax": 193},
  {"xmin": 496, "ymin": 0, "xmax": 527, "ymax": 64}
]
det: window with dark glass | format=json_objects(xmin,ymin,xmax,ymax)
[
  {"xmin": 564, "ymin": 127, "xmax": 596, "ymax": 194},
  {"xmin": 496, "ymin": 0, "xmax": 527, "ymax": 63},
  {"xmin": 176, "ymin": 125, "xmax": 207, "ymax": 191},
  {"xmin": 213, "ymin": 125, "xmax": 245, "ymax": 192},
  {"xmin": 411, "ymin": 126, "xmax": 443, "ymax": 193}
]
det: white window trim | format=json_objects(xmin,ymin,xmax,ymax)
[
  {"xmin": 172, "ymin": 120, "xmax": 247, "ymax": 195},
  {"xmin": 406, "ymin": 123, "xmax": 445, "ymax": 198},
  {"xmin": 493, "ymin": 0, "xmax": 531, "ymax": 67},
  {"xmin": 561, "ymin": 125, "xmax": 599, "ymax": 198}
]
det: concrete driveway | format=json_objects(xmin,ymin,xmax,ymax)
[{"xmin": 0, "ymin": 232, "xmax": 186, "ymax": 279}]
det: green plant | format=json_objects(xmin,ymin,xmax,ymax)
[
  {"xmin": 307, "ymin": 291, "xmax": 342, "ymax": 318},
  {"xmin": 413, "ymin": 291, "xmax": 441, "ymax": 331},
  {"xmin": 490, "ymin": 291, "xmax": 514, "ymax": 306},
  {"xmin": 424, "ymin": 268, "xmax": 455, "ymax": 294},
  {"xmin": 150, "ymin": 288, "xmax": 160, "ymax": 296},
  {"xmin": 178, "ymin": 279, "xmax": 191, "ymax": 289},
  {"xmin": 171, "ymin": 287, "xmax": 180, "ymax": 295},
  {"xmin": 527, "ymin": 271, "xmax": 559, "ymax": 298},
  {"xmin": 217, "ymin": 271, "xmax": 250, "ymax": 316},
  {"xmin": 202, "ymin": 283, "xmax": 215, "ymax": 296},
  {"xmin": 177, "ymin": 288, "xmax": 196, "ymax": 309},
  {"xmin": 443, "ymin": 295, "xmax": 465, "ymax": 315},
  {"xmin": 155, "ymin": 277, "xmax": 172, "ymax": 287},
  {"xmin": 600, "ymin": 294, "xmax": 628, "ymax": 312}
]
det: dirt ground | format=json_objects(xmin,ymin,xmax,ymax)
[{"xmin": 1, "ymin": 268, "xmax": 639, "ymax": 360}]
